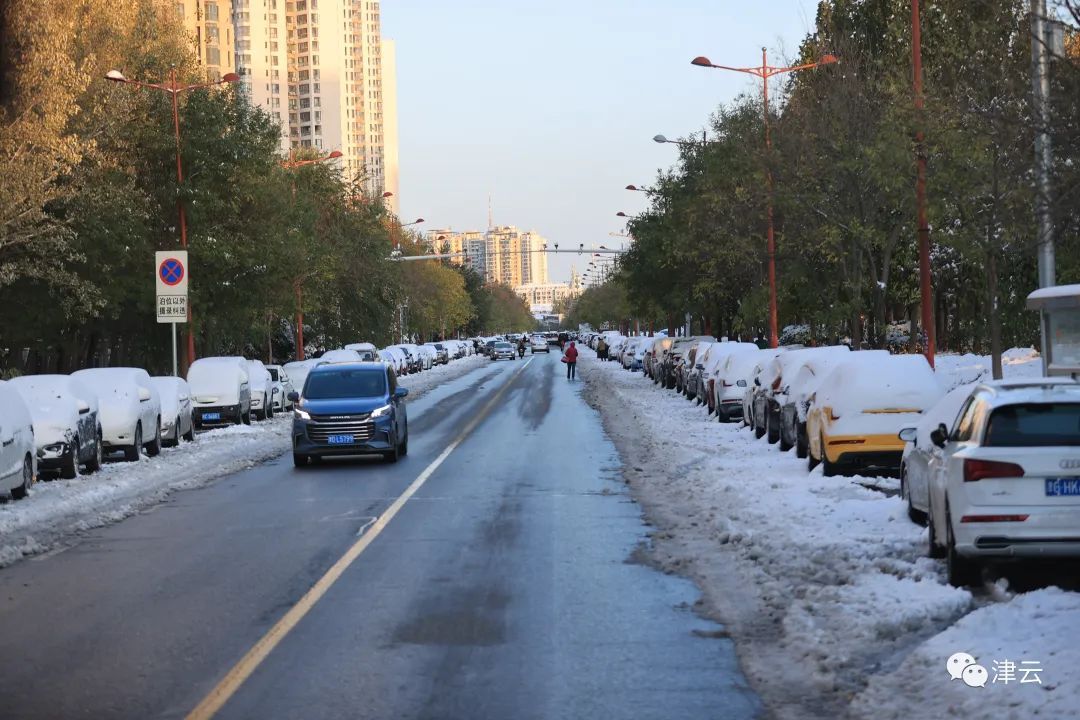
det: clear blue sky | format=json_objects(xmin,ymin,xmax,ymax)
[{"xmin": 382, "ymin": 0, "xmax": 822, "ymax": 283}]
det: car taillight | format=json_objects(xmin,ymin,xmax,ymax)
[{"xmin": 963, "ymin": 459, "xmax": 1025, "ymax": 482}]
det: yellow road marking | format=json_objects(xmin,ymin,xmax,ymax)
[{"xmin": 185, "ymin": 357, "xmax": 533, "ymax": 720}]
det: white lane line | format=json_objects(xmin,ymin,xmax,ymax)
[{"xmin": 185, "ymin": 357, "xmax": 531, "ymax": 720}]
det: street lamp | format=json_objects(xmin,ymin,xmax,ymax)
[
  {"xmin": 692, "ymin": 49, "xmax": 837, "ymax": 348},
  {"xmin": 626, "ymin": 184, "xmax": 649, "ymax": 192},
  {"xmin": 281, "ymin": 149, "xmax": 343, "ymax": 169},
  {"xmin": 105, "ymin": 67, "xmax": 240, "ymax": 371},
  {"xmin": 280, "ymin": 149, "xmax": 345, "ymax": 361}
]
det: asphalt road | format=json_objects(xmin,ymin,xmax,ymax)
[{"xmin": 0, "ymin": 351, "xmax": 760, "ymax": 720}]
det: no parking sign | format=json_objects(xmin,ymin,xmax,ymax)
[{"xmin": 155, "ymin": 251, "xmax": 188, "ymax": 323}]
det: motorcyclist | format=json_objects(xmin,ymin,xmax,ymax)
[{"xmin": 517, "ymin": 336, "xmax": 527, "ymax": 358}]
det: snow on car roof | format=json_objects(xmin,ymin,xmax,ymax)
[{"xmin": 817, "ymin": 354, "xmax": 942, "ymax": 415}]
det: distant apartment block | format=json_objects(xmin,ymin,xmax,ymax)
[
  {"xmin": 171, "ymin": 1, "xmax": 398, "ymax": 200},
  {"xmin": 515, "ymin": 269, "xmax": 583, "ymax": 313},
  {"xmin": 427, "ymin": 226, "xmax": 550, "ymax": 286}
]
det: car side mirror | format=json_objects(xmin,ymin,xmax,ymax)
[
  {"xmin": 395, "ymin": 387, "xmax": 409, "ymax": 399},
  {"xmin": 287, "ymin": 391, "xmax": 300, "ymax": 402},
  {"xmin": 138, "ymin": 387, "xmax": 152, "ymax": 402},
  {"xmin": 179, "ymin": 394, "xmax": 189, "ymax": 401},
  {"xmin": 930, "ymin": 423, "xmax": 948, "ymax": 448},
  {"xmin": 898, "ymin": 427, "xmax": 917, "ymax": 444},
  {"xmin": 696, "ymin": 364, "xmax": 704, "ymax": 370},
  {"xmin": 77, "ymin": 400, "xmax": 91, "ymax": 414},
  {"xmin": 754, "ymin": 377, "xmax": 761, "ymax": 386}
]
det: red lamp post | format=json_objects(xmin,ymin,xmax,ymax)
[
  {"xmin": 691, "ymin": 50, "xmax": 837, "ymax": 348},
  {"xmin": 910, "ymin": 0, "xmax": 936, "ymax": 367},
  {"xmin": 105, "ymin": 68, "xmax": 240, "ymax": 371}
]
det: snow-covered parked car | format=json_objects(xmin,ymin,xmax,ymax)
[
  {"xmin": 343, "ymin": 342, "xmax": 378, "ymax": 361},
  {"xmin": 416, "ymin": 344, "xmax": 438, "ymax": 370},
  {"xmin": 724, "ymin": 349, "xmax": 780, "ymax": 427},
  {"xmin": 806, "ymin": 353, "xmax": 943, "ymax": 477},
  {"xmin": 698, "ymin": 342, "xmax": 758, "ymax": 413},
  {"xmin": 283, "ymin": 359, "xmax": 323, "ymax": 399},
  {"xmin": 186, "ymin": 357, "xmax": 251, "ymax": 428},
  {"xmin": 246, "ymin": 359, "xmax": 275, "ymax": 420},
  {"xmin": 681, "ymin": 340, "xmax": 714, "ymax": 399},
  {"xmin": 71, "ymin": 367, "xmax": 163, "ymax": 461},
  {"xmin": 9, "ymin": 375, "xmax": 103, "ymax": 478},
  {"xmin": 919, "ymin": 379, "xmax": 1080, "ymax": 587},
  {"xmin": 266, "ymin": 364, "xmax": 296, "ymax": 412},
  {"xmin": 0, "ymin": 380, "xmax": 38, "ymax": 498},
  {"xmin": 899, "ymin": 383, "xmax": 976, "ymax": 524},
  {"xmin": 762, "ymin": 346, "xmax": 853, "ymax": 449},
  {"xmin": 321, "ymin": 348, "xmax": 365, "ymax": 364},
  {"xmin": 149, "ymin": 376, "xmax": 195, "ymax": 447}
]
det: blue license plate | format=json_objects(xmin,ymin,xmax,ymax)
[
  {"xmin": 203, "ymin": 412, "xmax": 221, "ymax": 421},
  {"xmin": 326, "ymin": 434, "xmax": 355, "ymax": 445},
  {"xmin": 1045, "ymin": 478, "xmax": 1080, "ymax": 496}
]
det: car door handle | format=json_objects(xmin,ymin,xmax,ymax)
[{"xmin": 2, "ymin": 439, "xmax": 13, "ymax": 447}]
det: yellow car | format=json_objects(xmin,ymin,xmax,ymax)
[{"xmin": 806, "ymin": 354, "xmax": 942, "ymax": 477}]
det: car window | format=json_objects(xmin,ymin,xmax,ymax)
[
  {"xmin": 304, "ymin": 370, "xmax": 387, "ymax": 399},
  {"xmin": 387, "ymin": 368, "xmax": 397, "ymax": 394},
  {"xmin": 983, "ymin": 403, "xmax": 1080, "ymax": 447},
  {"xmin": 953, "ymin": 397, "xmax": 987, "ymax": 442},
  {"xmin": 267, "ymin": 368, "xmax": 279, "ymax": 381}
]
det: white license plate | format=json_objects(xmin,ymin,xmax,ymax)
[
  {"xmin": 327, "ymin": 434, "xmax": 355, "ymax": 445},
  {"xmin": 1045, "ymin": 478, "xmax": 1080, "ymax": 496}
]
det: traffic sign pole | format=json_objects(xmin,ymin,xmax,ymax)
[
  {"xmin": 156, "ymin": 251, "xmax": 189, "ymax": 376},
  {"xmin": 172, "ymin": 323, "xmax": 178, "ymax": 377}
]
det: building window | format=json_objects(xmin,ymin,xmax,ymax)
[
  {"xmin": 206, "ymin": 47, "xmax": 221, "ymax": 65},
  {"xmin": 299, "ymin": 98, "xmax": 310, "ymax": 108},
  {"xmin": 206, "ymin": 25, "xmax": 220, "ymax": 43},
  {"xmin": 204, "ymin": 2, "xmax": 219, "ymax": 21},
  {"xmin": 300, "ymin": 111, "xmax": 311, "ymax": 122}
]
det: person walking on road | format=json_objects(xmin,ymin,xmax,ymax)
[
  {"xmin": 596, "ymin": 337, "xmax": 608, "ymax": 361},
  {"xmin": 563, "ymin": 341, "xmax": 579, "ymax": 380}
]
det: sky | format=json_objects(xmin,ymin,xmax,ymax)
[{"xmin": 382, "ymin": 0, "xmax": 823, "ymax": 283}]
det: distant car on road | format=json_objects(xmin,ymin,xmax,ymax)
[
  {"xmin": 530, "ymin": 335, "xmax": 549, "ymax": 353},
  {"xmin": 492, "ymin": 341, "xmax": 515, "ymax": 360},
  {"xmin": 266, "ymin": 364, "xmax": 296, "ymax": 412},
  {"xmin": 289, "ymin": 362, "xmax": 409, "ymax": 467}
]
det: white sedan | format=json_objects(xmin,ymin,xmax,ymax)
[
  {"xmin": 72, "ymin": 368, "xmax": 163, "ymax": 461},
  {"xmin": 150, "ymin": 376, "xmax": 195, "ymax": 447},
  {"xmin": 266, "ymin": 365, "xmax": 296, "ymax": 412},
  {"xmin": 919, "ymin": 379, "xmax": 1080, "ymax": 587},
  {"xmin": 0, "ymin": 380, "xmax": 38, "ymax": 498},
  {"xmin": 10, "ymin": 375, "xmax": 104, "ymax": 477},
  {"xmin": 530, "ymin": 335, "xmax": 549, "ymax": 353}
]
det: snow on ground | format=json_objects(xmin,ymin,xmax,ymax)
[
  {"xmin": 935, "ymin": 347, "xmax": 1042, "ymax": 389},
  {"xmin": 0, "ymin": 353, "xmax": 487, "ymax": 569},
  {"xmin": 579, "ymin": 347, "xmax": 1079, "ymax": 720}
]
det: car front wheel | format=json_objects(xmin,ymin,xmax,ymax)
[
  {"xmin": 293, "ymin": 452, "xmax": 308, "ymax": 468},
  {"xmin": 86, "ymin": 431, "xmax": 103, "ymax": 473},
  {"xmin": 60, "ymin": 439, "xmax": 80, "ymax": 479},
  {"xmin": 145, "ymin": 420, "xmax": 162, "ymax": 457}
]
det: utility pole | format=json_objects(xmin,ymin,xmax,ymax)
[{"xmin": 1031, "ymin": 0, "xmax": 1056, "ymax": 288}]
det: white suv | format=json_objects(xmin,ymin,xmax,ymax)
[{"xmin": 924, "ymin": 379, "xmax": 1080, "ymax": 586}]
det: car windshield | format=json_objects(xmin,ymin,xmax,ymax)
[
  {"xmin": 303, "ymin": 370, "xmax": 386, "ymax": 400},
  {"xmin": 984, "ymin": 403, "xmax": 1080, "ymax": 447},
  {"xmin": 496, "ymin": 342, "xmax": 512, "ymax": 349}
]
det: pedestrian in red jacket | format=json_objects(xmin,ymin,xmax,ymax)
[{"xmin": 563, "ymin": 341, "xmax": 578, "ymax": 380}]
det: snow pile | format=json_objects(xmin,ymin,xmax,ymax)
[
  {"xmin": 579, "ymin": 347, "xmax": 1076, "ymax": 720},
  {"xmin": 852, "ymin": 587, "xmax": 1080, "ymax": 720},
  {"xmin": 0, "ymin": 418, "xmax": 291, "ymax": 567},
  {"xmin": 935, "ymin": 348, "xmax": 1042, "ymax": 390},
  {"xmin": 0, "ymin": 352, "xmax": 486, "ymax": 568}
]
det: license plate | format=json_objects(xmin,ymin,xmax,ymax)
[
  {"xmin": 1045, "ymin": 478, "xmax": 1080, "ymax": 496},
  {"xmin": 326, "ymin": 434, "xmax": 355, "ymax": 445},
  {"xmin": 203, "ymin": 412, "xmax": 221, "ymax": 421}
]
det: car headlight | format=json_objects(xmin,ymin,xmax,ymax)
[
  {"xmin": 370, "ymin": 404, "xmax": 392, "ymax": 418},
  {"xmin": 294, "ymin": 408, "xmax": 311, "ymax": 420}
]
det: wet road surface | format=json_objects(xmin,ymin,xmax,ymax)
[{"xmin": 0, "ymin": 352, "xmax": 760, "ymax": 720}]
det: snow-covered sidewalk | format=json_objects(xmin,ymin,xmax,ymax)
[
  {"xmin": 580, "ymin": 349, "xmax": 1080, "ymax": 720},
  {"xmin": 0, "ymin": 354, "xmax": 488, "ymax": 568}
]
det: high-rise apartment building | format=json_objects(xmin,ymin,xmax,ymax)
[
  {"xmin": 232, "ymin": 0, "xmax": 290, "ymax": 153},
  {"xmin": 427, "ymin": 226, "xmax": 549, "ymax": 286},
  {"xmin": 171, "ymin": 1, "xmax": 237, "ymax": 82}
]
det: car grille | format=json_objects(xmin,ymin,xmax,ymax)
[{"xmin": 306, "ymin": 415, "xmax": 376, "ymax": 443}]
